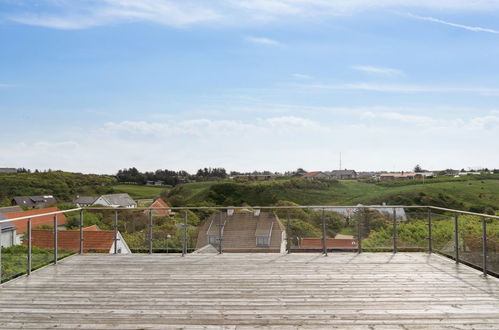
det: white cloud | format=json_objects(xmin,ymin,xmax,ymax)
[
  {"xmin": 360, "ymin": 111, "xmax": 499, "ymax": 131},
  {"xmin": 245, "ymin": 36, "xmax": 282, "ymax": 46},
  {"xmin": 292, "ymin": 73, "xmax": 313, "ymax": 79},
  {"xmin": 408, "ymin": 13, "xmax": 499, "ymax": 34},
  {"xmin": 352, "ymin": 66, "xmax": 404, "ymax": 76},
  {"xmin": 302, "ymin": 82, "xmax": 499, "ymax": 95},
  {"xmin": 7, "ymin": 0, "xmax": 499, "ymax": 29},
  {"xmin": 3, "ymin": 109, "xmax": 499, "ymax": 173},
  {"xmin": 361, "ymin": 111, "xmax": 434, "ymax": 125}
]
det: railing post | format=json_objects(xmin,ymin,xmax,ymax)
[
  {"xmin": 182, "ymin": 211, "xmax": 188, "ymax": 256},
  {"xmin": 27, "ymin": 219, "xmax": 32, "ymax": 276},
  {"xmin": 79, "ymin": 210, "xmax": 84, "ymax": 254},
  {"xmin": 0, "ymin": 228, "xmax": 2, "ymax": 282},
  {"xmin": 53, "ymin": 215, "xmax": 58, "ymax": 264},
  {"xmin": 114, "ymin": 211, "xmax": 118, "ymax": 254},
  {"xmin": 148, "ymin": 210, "xmax": 153, "ymax": 255},
  {"xmin": 482, "ymin": 217, "xmax": 488, "ymax": 277},
  {"xmin": 427, "ymin": 208, "xmax": 432, "ymax": 254},
  {"xmin": 286, "ymin": 210, "xmax": 291, "ymax": 254},
  {"xmin": 218, "ymin": 211, "xmax": 223, "ymax": 255},
  {"xmin": 321, "ymin": 208, "xmax": 328, "ymax": 256},
  {"xmin": 454, "ymin": 214, "xmax": 459, "ymax": 264},
  {"xmin": 392, "ymin": 208, "xmax": 397, "ymax": 253},
  {"xmin": 357, "ymin": 209, "xmax": 362, "ymax": 254}
]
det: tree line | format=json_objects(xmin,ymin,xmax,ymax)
[{"xmin": 116, "ymin": 167, "xmax": 229, "ymax": 185}]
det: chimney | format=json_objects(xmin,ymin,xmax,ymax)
[
  {"xmin": 227, "ymin": 207, "xmax": 234, "ymax": 217},
  {"xmin": 254, "ymin": 208, "xmax": 261, "ymax": 217}
]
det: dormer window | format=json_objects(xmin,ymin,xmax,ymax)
[{"xmin": 256, "ymin": 236, "xmax": 269, "ymax": 247}]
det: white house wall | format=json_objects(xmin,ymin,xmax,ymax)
[
  {"xmin": 108, "ymin": 232, "xmax": 132, "ymax": 254},
  {"xmin": 1, "ymin": 230, "xmax": 17, "ymax": 248}
]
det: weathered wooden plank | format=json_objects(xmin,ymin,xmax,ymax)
[{"xmin": 0, "ymin": 253, "xmax": 498, "ymax": 328}]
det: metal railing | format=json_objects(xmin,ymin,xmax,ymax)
[{"xmin": 1, "ymin": 205, "xmax": 498, "ymax": 283}]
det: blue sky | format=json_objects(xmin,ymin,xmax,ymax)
[{"xmin": 1, "ymin": 0, "xmax": 499, "ymax": 174}]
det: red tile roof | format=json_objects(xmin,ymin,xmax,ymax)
[
  {"xmin": 300, "ymin": 238, "xmax": 358, "ymax": 250},
  {"xmin": 148, "ymin": 198, "xmax": 170, "ymax": 215},
  {"xmin": 83, "ymin": 225, "xmax": 101, "ymax": 231},
  {"xmin": 25, "ymin": 230, "xmax": 116, "ymax": 253},
  {"xmin": 4, "ymin": 207, "xmax": 67, "ymax": 234}
]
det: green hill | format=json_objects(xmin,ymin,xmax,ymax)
[{"xmin": 166, "ymin": 177, "xmax": 499, "ymax": 213}]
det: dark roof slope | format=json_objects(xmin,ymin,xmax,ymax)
[
  {"xmin": 0, "ymin": 214, "xmax": 17, "ymax": 232},
  {"xmin": 12, "ymin": 196, "xmax": 57, "ymax": 207},
  {"xmin": 74, "ymin": 196, "xmax": 98, "ymax": 205}
]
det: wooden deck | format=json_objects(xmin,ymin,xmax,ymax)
[{"xmin": 0, "ymin": 253, "xmax": 498, "ymax": 329}]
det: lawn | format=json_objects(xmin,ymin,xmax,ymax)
[
  {"xmin": 112, "ymin": 184, "xmax": 169, "ymax": 200},
  {"xmin": 168, "ymin": 178, "xmax": 499, "ymax": 212}
]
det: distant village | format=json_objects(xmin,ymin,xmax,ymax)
[{"xmin": 0, "ymin": 193, "xmax": 171, "ymax": 255}]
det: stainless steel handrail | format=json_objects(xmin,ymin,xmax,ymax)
[{"xmin": 1, "ymin": 204, "xmax": 497, "ymax": 284}]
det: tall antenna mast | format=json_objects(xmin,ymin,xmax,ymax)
[{"xmin": 339, "ymin": 152, "xmax": 342, "ymax": 170}]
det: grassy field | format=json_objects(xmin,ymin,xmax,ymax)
[
  {"xmin": 112, "ymin": 184, "xmax": 169, "ymax": 199},
  {"xmin": 165, "ymin": 178, "xmax": 499, "ymax": 212},
  {"xmin": 110, "ymin": 177, "xmax": 499, "ymax": 212}
]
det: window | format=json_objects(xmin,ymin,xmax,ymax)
[
  {"xmin": 208, "ymin": 236, "xmax": 219, "ymax": 245},
  {"xmin": 256, "ymin": 236, "xmax": 269, "ymax": 247}
]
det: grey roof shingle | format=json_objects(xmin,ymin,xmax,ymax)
[
  {"xmin": 100, "ymin": 194, "xmax": 136, "ymax": 207},
  {"xmin": 0, "ymin": 214, "xmax": 17, "ymax": 232},
  {"xmin": 74, "ymin": 196, "xmax": 98, "ymax": 205},
  {"xmin": 0, "ymin": 206, "xmax": 22, "ymax": 216},
  {"xmin": 12, "ymin": 196, "xmax": 57, "ymax": 207}
]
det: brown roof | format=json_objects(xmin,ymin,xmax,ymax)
[
  {"xmin": 148, "ymin": 198, "xmax": 170, "ymax": 215},
  {"xmin": 83, "ymin": 225, "xmax": 101, "ymax": 231},
  {"xmin": 301, "ymin": 171, "xmax": 323, "ymax": 178},
  {"xmin": 25, "ymin": 230, "xmax": 116, "ymax": 253},
  {"xmin": 300, "ymin": 238, "xmax": 358, "ymax": 250},
  {"xmin": 4, "ymin": 207, "xmax": 67, "ymax": 234}
]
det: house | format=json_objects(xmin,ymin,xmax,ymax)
[
  {"xmin": 3, "ymin": 207, "xmax": 68, "ymax": 245},
  {"xmin": 146, "ymin": 198, "xmax": 171, "ymax": 216},
  {"xmin": 322, "ymin": 206, "xmax": 408, "ymax": 222},
  {"xmin": 414, "ymin": 172, "xmax": 435, "ymax": 179},
  {"xmin": 11, "ymin": 195, "xmax": 57, "ymax": 208},
  {"xmin": 26, "ymin": 225, "xmax": 131, "ymax": 254},
  {"xmin": 92, "ymin": 193, "xmax": 137, "ymax": 208},
  {"xmin": 298, "ymin": 237, "xmax": 359, "ymax": 251},
  {"xmin": 146, "ymin": 180, "xmax": 165, "ymax": 186},
  {"xmin": 74, "ymin": 196, "xmax": 99, "ymax": 207},
  {"xmin": 379, "ymin": 172, "xmax": 416, "ymax": 181},
  {"xmin": 0, "ymin": 168, "xmax": 17, "ymax": 173},
  {"xmin": 301, "ymin": 171, "xmax": 331, "ymax": 180},
  {"xmin": 455, "ymin": 171, "xmax": 482, "ymax": 177},
  {"xmin": 327, "ymin": 170, "xmax": 357, "ymax": 180},
  {"xmin": 0, "ymin": 206, "xmax": 22, "ymax": 215},
  {"xmin": 0, "ymin": 215, "xmax": 17, "ymax": 248},
  {"xmin": 195, "ymin": 210, "xmax": 286, "ymax": 253}
]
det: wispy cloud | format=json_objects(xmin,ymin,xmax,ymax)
[
  {"xmin": 245, "ymin": 36, "xmax": 282, "ymax": 46},
  {"xmin": 10, "ymin": 15, "xmax": 100, "ymax": 29},
  {"xmin": 292, "ymin": 73, "xmax": 313, "ymax": 79},
  {"xmin": 6, "ymin": 0, "xmax": 499, "ymax": 29},
  {"xmin": 302, "ymin": 82, "xmax": 499, "ymax": 95},
  {"xmin": 408, "ymin": 13, "xmax": 499, "ymax": 34},
  {"xmin": 8, "ymin": 0, "xmax": 220, "ymax": 29},
  {"xmin": 361, "ymin": 111, "xmax": 434, "ymax": 125},
  {"xmin": 353, "ymin": 65, "xmax": 404, "ymax": 76}
]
